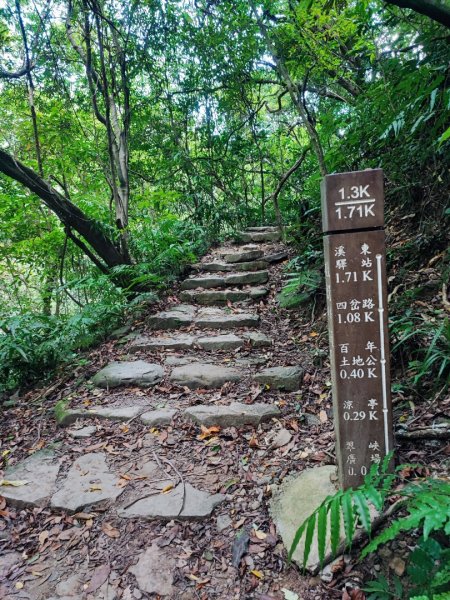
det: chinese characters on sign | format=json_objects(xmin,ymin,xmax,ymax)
[{"xmin": 322, "ymin": 170, "xmax": 393, "ymax": 488}]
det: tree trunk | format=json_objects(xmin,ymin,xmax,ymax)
[{"xmin": 0, "ymin": 149, "xmax": 129, "ymax": 269}]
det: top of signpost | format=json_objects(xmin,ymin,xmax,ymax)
[{"xmin": 321, "ymin": 168, "xmax": 384, "ymax": 233}]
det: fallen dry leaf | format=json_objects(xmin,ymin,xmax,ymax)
[{"xmin": 102, "ymin": 522, "xmax": 120, "ymax": 539}]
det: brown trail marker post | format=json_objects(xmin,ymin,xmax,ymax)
[{"xmin": 322, "ymin": 169, "xmax": 394, "ymax": 488}]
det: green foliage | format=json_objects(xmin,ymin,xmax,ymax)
[
  {"xmin": 278, "ymin": 268, "xmax": 322, "ymax": 308},
  {"xmin": 289, "ymin": 454, "xmax": 450, "ymax": 574}
]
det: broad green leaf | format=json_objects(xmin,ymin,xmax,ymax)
[
  {"xmin": 302, "ymin": 512, "xmax": 316, "ymax": 569},
  {"xmin": 317, "ymin": 503, "xmax": 327, "ymax": 566}
]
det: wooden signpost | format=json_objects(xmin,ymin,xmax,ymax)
[{"xmin": 322, "ymin": 169, "xmax": 394, "ymax": 488}]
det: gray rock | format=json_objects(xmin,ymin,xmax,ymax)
[
  {"xmin": 197, "ymin": 334, "xmax": 244, "ymax": 351},
  {"xmin": 129, "ymin": 544, "xmax": 175, "ymax": 597},
  {"xmin": 51, "ymin": 453, "xmax": 124, "ymax": 513},
  {"xmin": 170, "ymin": 363, "xmax": 241, "ymax": 389},
  {"xmin": 180, "ymin": 289, "xmax": 250, "ymax": 305},
  {"xmin": 181, "ymin": 275, "xmax": 225, "ymax": 290},
  {"xmin": 147, "ymin": 304, "xmax": 196, "ymax": 330},
  {"xmin": 56, "ymin": 573, "xmax": 83, "ymax": 596},
  {"xmin": 181, "ymin": 287, "xmax": 268, "ymax": 305},
  {"xmin": 87, "ymin": 405, "xmax": 143, "ymax": 421},
  {"xmin": 109, "ymin": 324, "xmax": 132, "ymax": 340},
  {"xmin": 140, "ymin": 409, "xmax": 177, "ymax": 426},
  {"xmin": 91, "ymin": 361, "xmax": 164, "ymax": 388},
  {"xmin": 270, "ymin": 466, "xmax": 340, "ymax": 572},
  {"xmin": 196, "ymin": 260, "xmax": 269, "ymax": 273},
  {"xmin": 216, "ymin": 514, "xmax": 232, "ymax": 532},
  {"xmin": 246, "ymin": 226, "xmax": 278, "ymax": 232},
  {"xmin": 195, "ymin": 308, "xmax": 259, "ymax": 330},
  {"xmin": 254, "ymin": 365, "xmax": 303, "ymax": 391},
  {"xmin": 69, "ymin": 425, "xmax": 97, "ymax": 438},
  {"xmin": 235, "ymin": 356, "xmax": 268, "ymax": 367},
  {"xmin": 243, "ymin": 331, "xmax": 272, "ymax": 347},
  {"xmin": 265, "ymin": 251, "xmax": 288, "ymax": 264},
  {"xmin": 1, "ymin": 450, "xmax": 61, "ymax": 509},
  {"xmin": 119, "ymin": 483, "xmax": 224, "ymax": 520},
  {"xmin": 239, "ymin": 231, "xmax": 281, "ymax": 243},
  {"xmin": 130, "ymin": 334, "xmax": 195, "ymax": 352},
  {"xmin": 184, "ymin": 402, "xmax": 280, "ymax": 427},
  {"xmin": 223, "ymin": 249, "xmax": 264, "ymax": 263},
  {"xmin": 226, "ymin": 270, "xmax": 269, "ymax": 286},
  {"xmin": 164, "ymin": 356, "xmax": 195, "ymax": 366}
]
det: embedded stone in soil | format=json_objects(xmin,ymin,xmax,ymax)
[
  {"xmin": 91, "ymin": 360, "xmax": 164, "ymax": 388},
  {"xmin": 264, "ymin": 250, "xmax": 288, "ymax": 263},
  {"xmin": 222, "ymin": 248, "xmax": 264, "ymax": 263},
  {"xmin": 239, "ymin": 230, "xmax": 281, "ymax": 243},
  {"xmin": 195, "ymin": 307, "xmax": 259, "ymax": 329},
  {"xmin": 181, "ymin": 270, "xmax": 269, "ymax": 289},
  {"xmin": 147, "ymin": 304, "xmax": 196, "ymax": 330},
  {"xmin": 246, "ymin": 226, "xmax": 279, "ymax": 232},
  {"xmin": 254, "ymin": 365, "xmax": 304, "ymax": 391},
  {"xmin": 194, "ymin": 259, "xmax": 269, "ymax": 273},
  {"xmin": 196, "ymin": 333, "xmax": 244, "ymax": 351},
  {"xmin": 130, "ymin": 333, "xmax": 195, "ymax": 351},
  {"xmin": 69, "ymin": 425, "xmax": 97, "ymax": 438},
  {"xmin": 140, "ymin": 408, "xmax": 177, "ymax": 426},
  {"xmin": 242, "ymin": 331, "xmax": 272, "ymax": 347},
  {"xmin": 270, "ymin": 465, "xmax": 341, "ymax": 573},
  {"xmin": 51, "ymin": 453, "xmax": 124, "ymax": 512},
  {"xmin": 1, "ymin": 449, "xmax": 61, "ymax": 509},
  {"xmin": 169, "ymin": 362, "xmax": 241, "ymax": 389},
  {"xmin": 180, "ymin": 286, "xmax": 268, "ymax": 305},
  {"xmin": 184, "ymin": 402, "xmax": 280, "ymax": 427},
  {"xmin": 129, "ymin": 544, "xmax": 176, "ymax": 597},
  {"xmin": 118, "ymin": 482, "xmax": 225, "ymax": 520}
]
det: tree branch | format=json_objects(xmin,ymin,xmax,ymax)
[{"xmin": 384, "ymin": 0, "xmax": 450, "ymax": 29}]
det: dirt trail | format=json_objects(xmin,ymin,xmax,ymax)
[{"xmin": 0, "ymin": 228, "xmax": 336, "ymax": 600}]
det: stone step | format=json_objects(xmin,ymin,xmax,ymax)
[
  {"xmin": 147, "ymin": 305, "xmax": 259, "ymax": 331},
  {"xmin": 254, "ymin": 365, "xmax": 303, "ymax": 391},
  {"xmin": 239, "ymin": 231, "xmax": 281, "ymax": 243},
  {"xmin": 91, "ymin": 360, "xmax": 164, "ymax": 388},
  {"xmin": 246, "ymin": 226, "xmax": 279, "ymax": 232},
  {"xmin": 130, "ymin": 331, "xmax": 271, "ymax": 352},
  {"xmin": 181, "ymin": 270, "xmax": 269, "ymax": 290},
  {"xmin": 265, "ymin": 250, "xmax": 288, "ymax": 264},
  {"xmin": 195, "ymin": 307, "xmax": 259, "ymax": 329},
  {"xmin": 193, "ymin": 259, "xmax": 269, "ymax": 273},
  {"xmin": 221, "ymin": 247, "xmax": 264, "ymax": 263},
  {"xmin": 169, "ymin": 362, "xmax": 241, "ymax": 389},
  {"xmin": 180, "ymin": 286, "xmax": 268, "ymax": 306},
  {"xmin": 57, "ymin": 405, "xmax": 177, "ymax": 427},
  {"xmin": 147, "ymin": 304, "xmax": 196, "ymax": 330},
  {"xmin": 184, "ymin": 402, "xmax": 280, "ymax": 427}
]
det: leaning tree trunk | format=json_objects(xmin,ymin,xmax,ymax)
[{"xmin": 0, "ymin": 149, "xmax": 129, "ymax": 270}]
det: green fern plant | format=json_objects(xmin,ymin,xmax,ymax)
[
  {"xmin": 289, "ymin": 455, "xmax": 450, "ymax": 571},
  {"xmin": 278, "ymin": 269, "xmax": 323, "ymax": 309}
]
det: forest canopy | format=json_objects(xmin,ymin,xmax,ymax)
[{"xmin": 0, "ymin": 0, "xmax": 449, "ymax": 392}]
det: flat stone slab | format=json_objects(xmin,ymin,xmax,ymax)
[
  {"xmin": 184, "ymin": 402, "xmax": 280, "ymax": 427},
  {"xmin": 147, "ymin": 304, "xmax": 196, "ymax": 329},
  {"xmin": 197, "ymin": 334, "xmax": 244, "ymax": 351},
  {"xmin": 255, "ymin": 365, "xmax": 303, "ymax": 391},
  {"xmin": 170, "ymin": 362, "xmax": 241, "ymax": 389},
  {"xmin": 196, "ymin": 260, "xmax": 269, "ymax": 273},
  {"xmin": 239, "ymin": 231, "xmax": 281, "ymax": 243},
  {"xmin": 271, "ymin": 466, "xmax": 340, "ymax": 572},
  {"xmin": 223, "ymin": 249, "xmax": 264, "ymax": 263},
  {"xmin": 51, "ymin": 453, "xmax": 123, "ymax": 512},
  {"xmin": 180, "ymin": 286, "xmax": 268, "ymax": 306},
  {"xmin": 129, "ymin": 544, "xmax": 176, "ymax": 597},
  {"xmin": 247, "ymin": 226, "xmax": 278, "ymax": 232},
  {"xmin": 130, "ymin": 333, "xmax": 195, "ymax": 352},
  {"xmin": 140, "ymin": 409, "xmax": 177, "ymax": 426},
  {"xmin": 92, "ymin": 361, "xmax": 164, "ymax": 388},
  {"xmin": 182, "ymin": 270, "xmax": 269, "ymax": 290},
  {"xmin": 1, "ymin": 450, "xmax": 61, "ymax": 509},
  {"xmin": 119, "ymin": 482, "xmax": 225, "ymax": 520},
  {"xmin": 243, "ymin": 331, "xmax": 272, "ymax": 347},
  {"xmin": 195, "ymin": 307, "xmax": 259, "ymax": 329},
  {"xmin": 69, "ymin": 425, "xmax": 97, "ymax": 438},
  {"xmin": 265, "ymin": 250, "xmax": 288, "ymax": 263}
]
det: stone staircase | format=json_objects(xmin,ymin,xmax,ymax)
[{"xmin": 1, "ymin": 225, "xmax": 308, "ymax": 600}]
